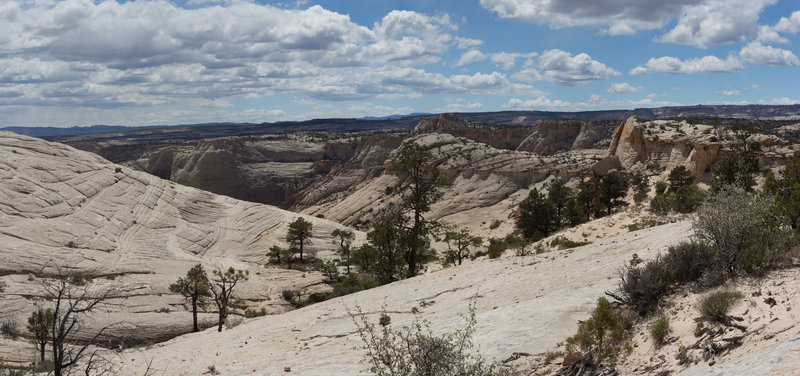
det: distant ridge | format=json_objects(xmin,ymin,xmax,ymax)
[{"xmin": 4, "ymin": 104, "xmax": 799, "ymax": 139}]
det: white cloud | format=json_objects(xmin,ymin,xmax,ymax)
[
  {"xmin": 456, "ymin": 49, "xmax": 487, "ymax": 66},
  {"xmin": 738, "ymin": 42, "xmax": 800, "ymax": 66},
  {"xmin": 479, "ymin": 0, "xmax": 691, "ymax": 34},
  {"xmin": 607, "ymin": 82, "xmax": 644, "ymax": 94},
  {"xmin": 0, "ymin": 0, "xmax": 491, "ymax": 120},
  {"xmin": 758, "ymin": 97, "xmax": 800, "ymax": 105},
  {"xmin": 716, "ymin": 90, "xmax": 741, "ymax": 97},
  {"xmin": 502, "ymin": 94, "xmax": 679, "ymax": 111},
  {"xmin": 454, "ymin": 37, "xmax": 484, "ymax": 49},
  {"xmin": 536, "ymin": 50, "xmax": 620, "ymax": 86},
  {"xmin": 432, "ymin": 101, "xmax": 484, "ymax": 113},
  {"xmin": 489, "ymin": 52, "xmax": 537, "ymax": 70},
  {"xmin": 658, "ymin": 0, "xmax": 776, "ymax": 48},
  {"xmin": 630, "ymin": 55, "xmax": 743, "ymax": 75},
  {"xmin": 775, "ymin": 11, "xmax": 800, "ymax": 34}
]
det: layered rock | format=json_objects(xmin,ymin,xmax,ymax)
[
  {"xmin": 312, "ymin": 133, "xmax": 605, "ymax": 234},
  {"xmin": 0, "ymin": 131, "xmax": 360, "ymax": 363},
  {"xmin": 137, "ymin": 135, "xmax": 359, "ymax": 207},
  {"xmin": 603, "ymin": 117, "xmax": 798, "ymax": 180}
]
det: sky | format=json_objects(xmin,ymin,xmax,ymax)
[{"xmin": 1, "ymin": 0, "xmax": 799, "ymax": 127}]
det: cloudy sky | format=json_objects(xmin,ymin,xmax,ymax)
[{"xmin": 1, "ymin": 0, "xmax": 799, "ymax": 127}]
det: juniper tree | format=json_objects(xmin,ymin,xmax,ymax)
[
  {"xmin": 332, "ymin": 228, "xmax": 355, "ymax": 274},
  {"xmin": 27, "ymin": 307, "xmax": 53, "ymax": 365},
  {"xmin": 169, "ymin": 264, "xmax": 211, "ymax": 332},
  {"xmin": 210, "ymin": 267, "xmax": 249, "ymax": 332},
  {"xmin": 387, "ymin": 143, "xmax": 448, "ymax": 278},
  {"xmin": 286, "ymin": 217, "xmax": 313, "ymax": 263},
  {"xmin": 443, "ymin": 228, "xmax": 482, "ymax": 266}
]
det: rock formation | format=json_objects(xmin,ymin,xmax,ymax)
[{"xmin": 0, "ymin": 131, "xmax": 359, "ymax": 364}]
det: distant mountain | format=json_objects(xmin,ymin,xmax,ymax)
[{"xmin": 0, "ymin": 124, "xmax": 161, "ymax": 138}]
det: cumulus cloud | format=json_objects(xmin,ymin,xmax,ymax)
[
  {"xmin": 454, "ymin": 37, "xmax": 484, "ymax": 49},
  {"xmin": 479, "ymin": 0, "xmax": 690, "ymax": 34},
  {"xmin": 456, "ymin": 50, "xmax": 487, "ymax": 66},
  {"xmin": 536, "ymin": 50, "xmax": 620, "ymax": 86},
  {"xmin": 607, "ymin": 82, "xmax": 644, "ymax": 94},
  {"xmin": 739, "ymin": 42, "xmax": 800, "ymax": 66},
  {"xmin": 480, "ymin": 0, "xmax": 778, "ymax": 48},
  {"xmin": 489, "ymin": 52, "xmax": 538, "ymax": 70},
  {"xmin": 0, "ymin": 0, "xmax": 503, "ymax": 123},
  {"xmin": 630, "ymin": 55, "xmax": 743, "ymax": 75},
  {"xmin": 775, "ymin": 11, "xmax": 800, "ymax": 34},
  {"xmin": 658, "ymin": 0, "xmax": 776, "ymax": 48}
]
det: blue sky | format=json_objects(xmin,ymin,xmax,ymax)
[{"xmin": 1, "ymin": 0, "xmax": 798, "ymax": 127}]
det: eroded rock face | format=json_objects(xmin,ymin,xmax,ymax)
[
  {"xmin": 0, "ymin": 131, "xmax": 359, "ymax": 364},
  {"xmin": 312, "ymin": 133, "xmax": 605, "ymax": 233},
  {"xmin": 516, "ymin": 119, "xmax": 616, "ymax": 155},
  {"xmin": 604, "ymin": 117, "xmax": 798, "ymax": 179},
  {"xmin": 139, "ymin": 135, "xmax": 358, "ymax": 206}
]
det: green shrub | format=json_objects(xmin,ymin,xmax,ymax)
[
  {"xmin": 351, "ymin": 301, "xmax": 510, "ymax": 376},
  {"xmin": 655, "ymin": 181, "xmax": 668, "ymax": 195},
  {"xmin": 671, "ymin": 185, "xmax": 706, "ymax": 213},
  {"xmin": 487, "ymin": 238, "xmax": 506, "ymax": 259},
  {"xmin": 332, "ymin": 273, "xmax": 379, "ymax": 297},
  {"xmin": 566, "ymin": 297, "xmax": 631, "ymax": 366},
  {"xmin": 379, "ymin": 313, "xmax": 391, "ymax": 327},
  {"xmin": 650, "ymin": 315, "xmax": 670, "ymax": 345},
  {"xmin": 549, "ymin": 236, "xmax": 591, "ymax": 250},
  {"xmin": 1, "ymin": 319, "xmax": 19, "ymax": 340},
  {"xmin": 615, "ymin": 241, "xmax": 712, "ymax": 315},
  {"xmin": 244, "ymin": 307, "xmax": 268, "ymax": 318},
  {"xmin": 698, "ymin": 290, "xmax": 743, "ymax": 321},
  {"xmin": 281, "ymin": 289, "xmax": 298, "ymax": 303},
  {"xmin": 649, "ymin": 194, "xmax": 672, "ymax": 215}
]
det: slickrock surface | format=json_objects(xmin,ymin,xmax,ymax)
[
  {"xmin": 315, "ymin": 132, "xmax": 604, "ymax": 233},
  {"xmin": 113, "ymin": 221, "xmax": 693, "ymax": 375},
  {"xmin": 0, "ymin": 132, "xmax": 359, "ymax": 363}
]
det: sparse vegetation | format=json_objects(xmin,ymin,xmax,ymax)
[
  {"xmin": 698, "ymin": 290, "xmax": 743, "ymax": 322},
  {"xmin": 351, "ymin": 301, "xmax": 510, "ymax": 376},
  {"xmin": 565, "ymin": 297, "xmax": 631, "ymax": 367},
  {"xmin": 650, "ymin": 315, "xmax": 670, "ymax": 345},
  {"xmin": 286, "ymin": 217, "xmax": 314, "ymax": 264}
]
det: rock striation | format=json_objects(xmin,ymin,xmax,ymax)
[{"xmin": 0, "ymin": 131, "xmax": 359, "ymax": 363}]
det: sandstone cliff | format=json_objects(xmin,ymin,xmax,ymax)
[
  {"xmin": 603, "ymin": 117, "xmax": 798, "ymax": 180},
  {"xmin": 0, "ymin": 132, "xmax": 360, "ymax": 363}
]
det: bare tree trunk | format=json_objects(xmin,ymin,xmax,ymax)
[{"xmin": 192, "ymin": 296, "xmax": 199, "ymax": 332}]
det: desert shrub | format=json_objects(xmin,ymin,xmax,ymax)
[
  {"xmin": 332, "ymin": 273, "xmax": 380, "ymax": 297},
  {"xmin": 281, "ymin": 289, "xmax": 298, "ymax": 303},
  {"xmin": 549, "ymin": 236, "xmax": 591, "ymax": 250},
  {"xmin": 244, "ymin": 307, "xmax": 267, "ymax": 318},
  {"xmin": 654, "ymin": 181, "xmax": 668, "ymax": 195},
  {"xmin": 650, "ymin": 315, "xmax": 670, "ymax": 345},
  {"xmin": 671, "ymin": 185, "xmax": 706, "ymax": 213},
  {"xmin": 544, "ymin": 350, "xmax": 564, "ymax": 363},
  {"xmin": 379, "ymin": 313, "xmax": 391, "ymax": 327},
  {"xmin": 615, "ymin": 241, "xmax": 712, "ymax": 315},
  {"xmin": 698, "ymin": 290, "xmax": 743, "ymax": 321},
  {"xmin": 1, "ymin": 319, "xmax": 19, "ymax": 340},
  {"xmin": 649, "ymin": 194, "xmax": 672, "ymax": 215},
  {"xmin": 487, "ymin": 239, "xmax": 506, "ymax": 259},
  {"xmin": 566, "ymin": 297, "xmax": 631, "ymax": 366},
  {"xmin": 695, "ymin": 186, "xmax": 794, "ymax": 276},
  {"xmin": 617, "ymin": 256, "xmax": 671, "ymax": 315},
  {"xmin": 351, "ymin": 301, "xmax": 510, "ymax": 376},
  {"xmin": 662, "ymin": 241, "xmax": 711, "ymax": 283}
]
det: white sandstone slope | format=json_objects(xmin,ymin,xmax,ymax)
[
  {"xmin": 0, "ymin": 131, "xmax": 360, "ymax": 362},
  {"xmin": 112, "ymin": 221, "xmax": 693, "ymax": 375}
]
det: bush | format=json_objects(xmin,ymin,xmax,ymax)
[
  {"xmin": 487, "ymin": 238, "xmax": 506, "ymax": 259},
  {"xmin": 549, "ymin": 236, "xmax": 591, "ymax": 250},
  {"xmin": 244, "ymin": 307, "xmax": 267, "ymax": 318},
  {"xmin": 379, "ymin": 313, "xmax": 391, "ymax": 327},
  {"xmin": 351, "ymin": 301, "xmax": 510, "ymax": 376},
  {"xmin": 566, "ymin": 297, "xmax": 631, "ymax": 366},
  {"xmin": 281, "ymin": 289, "xmax": 298, "ymax": 303},
  {"xmin": 698, "ymin": 290, "xmax": 743, "ymax": 321},
  {"xmin": 1, "ymin": 319, "xmax": 19, "ymax": 340},
  {"xmin": 650, "ymin": 315, "xmax": 670, "ymax": 345},
  {"xmin": 649, "ymin": 194, "xmax": 672, "ymax": 215},
  {"xmin": 332, "ymin": 273, "xmax": 380, "ymax": 297},
  {"xmin": 615, "ymin": 241, "xmax": 712, "ymax": 315},
  {"xmin": 671, "ymin": 185, "xmax": 706, "ymax": 213},
  {"xmin": 694, "ymin": 186, "xmax": 794, "ymax": 276}
]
